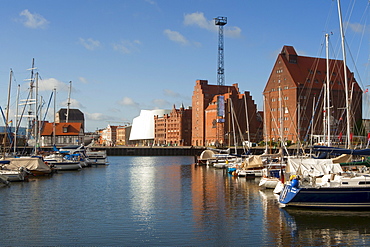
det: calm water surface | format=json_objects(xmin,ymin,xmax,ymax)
[{"xmin": 1, "ymin": 156, "xmax": 370, "ymax": 246}]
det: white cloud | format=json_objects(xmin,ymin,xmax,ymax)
[
  {"xmin": 79, "ymin": 77, "xmax": 89, "ymax": 84},
  {"xmin": 85, "ymin": 112, "xmax": 111, "ymax": 121},
  {"xmin": 346, "ymin": 22, "xmax": 366, "ymax": 33},
  {"xmin": 184, "ymin": 12, "xmax": 241, "ymax": 38},
  {"xmin": 119, "ymin": 97, "xmax": 140, "ymax": 107},
  {"xmin": 145, "ymin": 0, "xmax": 156, "ymax": 5},
  {"xmin": 163, "ymin": 89, "xmax": 180, "ymax": 97},
  {"xmin": 39, "ymin": 78, "xmax": 69, "ymax": 92},
  {"xmin": 184, "ymin": 12, "xmax": 216, "ymax": 31},
  {"xmin": 61, "ymin": 98, "xmax": 84, "ymax": 109},
  {"xmin": 163, "ymin": 29, "xmax": 189, "ymax": 45},
  {"xmin": 112, "ymin": 40, "xmax": 141, "ymax": 54},
  {"xmin": 19, "ymin": 9, "xmax": 49, "ymax": 29},
  {"xmin": 152, "ymin": 98, "xmax": 170, "ymax": 108},
  {"xmin": 79, "ymin": 38, "xmax": 101, "ymax": 50},
  {"xmin": 225, "ymin": 26, "xmax": 242, "ymax": 38}
]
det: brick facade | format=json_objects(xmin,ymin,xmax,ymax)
[
  {"xmin": 192, "ymin": 80, "xmax": 261, "ymax": 147},
  {"xmin": 263, "ymin": 45, "xmax": 362, "ymax": 143},
  {"xmin": 154, "ymin": 105, "xmax": 192, "ymax": 146}
]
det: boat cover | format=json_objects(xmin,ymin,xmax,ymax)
[
  {"xmin": 5, "ymin": 157, "xmax": 51, "ymax": 173},
  {"xmin": 287, "ymin": 158, "xmax": 343, "ymax": 176},
  {"xmin": 332, "ymin": 154, "xmax": 352, "ymax": 163},
  {"xmin": 199, "ymin": 150, "xmax": 215, "ymax": 160},
  {"xmin": 242, "ymin": 155, "xmax": 263, "ymax": 169}
]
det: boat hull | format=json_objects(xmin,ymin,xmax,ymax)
[
  {"xmin": 279, "ymin": 184, "xmax": 370, "ymax": 208},
  {"xmin": 51, "ymin": 162, "xmax": 82, "ymax": 171},
  {"xmin": 0, "ymin": 170, "xmax": 26, "ymax": 182}
]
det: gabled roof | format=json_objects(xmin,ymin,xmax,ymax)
[
  {"xmin": 57, "ymin": 108, "xmax": 84, "ymax": 121},
  {"xmin": 41, "ymin": 122, "xmax": 83, "ymax": 136},
  {"xmin": 265, "ymin": 45, "xmax": 361, "ymax": 92}
]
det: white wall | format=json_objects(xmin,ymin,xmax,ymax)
[{"xmin": 129, "ymin": 109, "xmax": 171, "ymax": 141}]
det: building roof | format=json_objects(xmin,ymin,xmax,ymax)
[
  {"xmin": 41, "ymin": 122, "xmax": 83, "ymax": 136},
  {"xmin": 57, "ymin": 108, "xmax": 85, "ymax": 121},
  {"xmin": 265, "ymin": 45, "xmax": 362, "ymax": 92}
]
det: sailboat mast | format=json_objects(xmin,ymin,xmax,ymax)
[
  {"xmin": 53, "ymin": 88, "xmax": 56, "ymax": 146},
  {"xmin": 263, "ymin": 95, "xmax": 268, "ymax": 154},
  {"xmin": 337, "ymin": 0, "xmax": 351, "ymax": 148},
  {"xmin": 3, "ymin": 69, "xmax": 12, "ymax": 158},
  {"xmin": 14, "ymin": 84, "xmax": 20, "ymax": 155},
  {"xmin": 229, "ymin": 99, "xmax": 237, "ymax": 154},
  {"xmin": 325, "ymin": 33, "xmax": 331, "ymax": 146},
  {"xmin": 27, "ymin": 59, "xmax": 36, "ymax": 143},
  {"xmin": 66, "ymin": 81, "xmax": 72, "ymax": 123},
  {"xmin": 310, "ymin": 96, "xmax": 316, "ymax": 156},
  {"xmin": 244, "ymin": 93, "xmax": 250, "ymax": 149},
  {"xmin": 34, "ymin": 72, "xmax": 39, "ymax": 154},
  {"xmin": 279, "ymin": 85, "xmax": 283, "ymax": 148}
]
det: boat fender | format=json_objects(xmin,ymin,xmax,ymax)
[{"xmin": 291, "ymin": 178, "xmax": 299, "ymax": 188}]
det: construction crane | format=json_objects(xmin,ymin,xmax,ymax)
[{"xmin": 214, "ymin": 16, "xmax": 227, "ymax": 86}]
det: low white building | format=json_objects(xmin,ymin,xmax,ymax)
[{"xmin": 129, "ymin": 109, "xmax": 171, "ymax": 145}]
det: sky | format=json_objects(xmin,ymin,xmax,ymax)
[{"xmin": 0, "ymin": 0, "xmax": 369, "ymax": 132}]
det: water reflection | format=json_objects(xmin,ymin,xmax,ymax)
[
  {"xmin": 1, "ymin": 156, "xmax": 370, "ymax": 246},
  {"xmin": 281, "ymin": 207, "xmax": 370, "ymax": 246}
]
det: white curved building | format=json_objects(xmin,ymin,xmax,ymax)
[{"xmin": 129, "ymin": 109, "xmax": 171, "ymax": 142}]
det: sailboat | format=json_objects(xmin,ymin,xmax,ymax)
[
  {"xmin": 1, "ymin": 61, "xmax": 53, "ymax": 177},
  {"xmin": 279, "ymin": 0, "xmax": 370, "ymax": 208},
  {"xmin": 259, "ymin": 85, "xmax": 285, "ymax": 189},
  {"xmin": 0, "ymin": 70, "xmax": 31, "ymax": 181}
]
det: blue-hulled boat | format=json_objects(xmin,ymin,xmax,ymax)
[
  {"xmin": 279, "ymin": 176, "xmax": 370, "ymax": 208},
  {"xmin": 277, "ymin": 157, "xmax": 370, "ymax": 208}
]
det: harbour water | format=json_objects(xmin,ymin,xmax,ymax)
[{"xmin": 1, "ymin": 156, "xmax": 370, "ymax": 246}]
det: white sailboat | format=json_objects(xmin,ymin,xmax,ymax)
[
  {"xmin": 279, "ymin": 0, "xmax": 370, "ymax": 208},
  {"xmin": 0, "ymin": 70, "xmax": 30, "ymax": 181}
]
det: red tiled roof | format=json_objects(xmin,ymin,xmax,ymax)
[
  {"xmin": 265, "ymin": 45, "xmax": 361, "ymax": 93},
  {"xmin": 41, "ymin": 122, "xmax": 82, "ymax": 136}
]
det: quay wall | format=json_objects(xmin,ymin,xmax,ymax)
[
  {"xmin": 21, "ymin": 146, "xmax": 303, "ymax": 156},
  {"xmin": 22, "ymin": 146, "xmax": 207, "ymax": 156},
  {"xmin": 102, "ymin": 147, "xmax": 205, "ymax": 156}
]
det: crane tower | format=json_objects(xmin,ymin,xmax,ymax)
[{"xmin": 214, "ymin": 16, "xmax": 227, "ymax": 86}]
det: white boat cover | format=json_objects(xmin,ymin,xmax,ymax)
[
  {"xmin": 287, "ymin": 158, "xmax": 343, "ymax": 176},
  {"xmin": 5, "ymin": 157, "xmax": 51, "ymax": 173},
  {"xmin": 199, "ymin": 150, "xmax": 215, "ymax": 160},
  {"xmin": 331, "ymin": 154, "xmax": 352, "ymax": 163},
  {"xmin": 242, "ymin": 155, "xmax": 263, "ymax": 169}
]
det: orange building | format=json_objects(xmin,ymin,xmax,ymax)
[
  {"xmin": 263, "ymin": 45, "xmax": 362, "ymax": 144},
  {"xmin": 192, "ymin": 80, "xmax": 261, "ymax": 147},
  {"xmin": 116, "ymin": 125, "xmax": 132, "ymax": 146},
  {"xmin": 40, "ymin": 122, "xmax": 84, "ymax": 147},
  {"xmin": 154, "ymin": 104, "xmax": 192, "ymax": 146}
]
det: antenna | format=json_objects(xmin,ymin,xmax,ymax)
[{"xmin": 214, "ymin": 16, "xmax": 227, "ymax": 86}]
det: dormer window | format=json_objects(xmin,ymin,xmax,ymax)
[{"xmin": 63, "ymin": 127, "xmax": 68, "ymax": 133}]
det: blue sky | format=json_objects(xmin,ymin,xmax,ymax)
[{"xmin": 0, "ymin": 0, "xmax": 368, "ymax": 132}]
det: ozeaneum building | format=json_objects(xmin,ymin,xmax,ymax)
[{"xmin": 129, "ymin": 109, "xmax": 171, "ymax": 145}]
